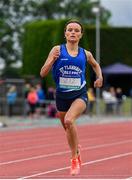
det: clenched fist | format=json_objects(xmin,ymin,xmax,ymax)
[
  {"xmin": 49, "ymin": 46, "xmax": 60, "ymax": 61},
  {"xmin": 94, "ymin": 78, "xmax": 103, "ymax": 88}
]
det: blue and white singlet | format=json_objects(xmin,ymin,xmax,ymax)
[{"xmin": 52, "ymin": 44, "xmax": 87, "ymax": 93}]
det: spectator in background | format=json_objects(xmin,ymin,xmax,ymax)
[
  {"xmin": 46, "ymin": 87, "xmax": 56, "ymax": 117},
  {"xmin": 27, "ymin": 86, "xmax": 38, "ymax": 119},
  {"xmin": 36, "ymin": 83, "xmax": 46, "ymax": 105},
  {"xmin": 87, "ymin": 88, "xmax": 95, "ymax": 116},
  {"xmin": 47, "ymin": 103, "xmax": 57, "ymax": 118},
  {"xmin": 6, "ymin": 85, "xmax": 17, "ymax": 117},
  {"xmin": 24, "ymin": 83, "xmax": 31, "ymax": 99},
  {"xmin": 109, "ymin": 87, "xmax": 117, "ymax": 114},
  {"xmin": 116, "ymin": 87, "xmax": 123, "ymax": 115},
  {"xmin": 102, "ymin": 87, "xmax": 117, "ymax": 114},
  {"xmin": 23, "ymin": 83, "xmax": 31, "ymax": 116},
  {"xmin": 36, "ymin": 83, "xmax": 46, "ymax": 116},
  {"xmin": 47, "ymin": 87, "xmax": 55, "ymax": 100},
  {"xmin": 102, "ymin": 88, "xmax": 112, "ymax": 114}
]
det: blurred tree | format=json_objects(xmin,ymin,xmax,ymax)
[
  {"xmin": 0, "ymin": 0, "xmax": 111, "ymax": 77},
  {"xmin": 0, "ymin": 0, "xmax": 36, "ymax": 76},
  {"xmin": 36, "ymin": 0, "xmax": 111, "ymax": 25}
]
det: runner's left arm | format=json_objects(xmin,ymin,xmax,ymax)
[{"xmin": 85, "ymin": 50, "xmax": 103, "ymax": 88}]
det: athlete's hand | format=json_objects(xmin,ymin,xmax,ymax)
[
  {"xmin": 49, "ymin": 46, "xmax": 60, "ymax": 61},
  {"xmin": 94, "ymin": 78, "xmax": 103, "ymax": 88}
]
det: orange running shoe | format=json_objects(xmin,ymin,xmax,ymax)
[
  {"xmin": 77, "ymin": 144, "xmax": 82, "ymax": 167},
  {"xmin": 70, "ymin": 158, "xmax": 80, "ymax": 175}
]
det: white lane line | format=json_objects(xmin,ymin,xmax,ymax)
[
  {"xmin": 0, "ymin": 135, "xmax": 62, "ymax": 146},
  {"xmin": 1, "ymin": 129, "xmax": 132, "ymax": 146},
  {"xmin": 0, "ymin": 136, "xmax": 95, "ymax": 154},
  {"xmin": 1, "ymin": 139, "xmax": 132, "ymax": 166},
  {"xmin": 126, "ymin": 177, "xmax": 132, "ymax": 180},
  {"xmin": 1, "ymin": 134, "xmax": 132, "ymax": 154},
  {"xmin": 19, "ymin": 151, "xmax": 132, "ymax": 179},
  {"xmin": 0, "ymin": 150, "xmax": 69, "ymax": 166},
  {"xmin": 0, "ymin": 142, "xmax": 67, "ymax": 154},
  {"xmin": 1, "ymin": 130, "xmax": 132, "ymax": 151}
]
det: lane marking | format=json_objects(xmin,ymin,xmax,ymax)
[
  {"xmin": 126, "ymin": 177, "xmax": 132, "ymax": 180},
  {"xmin": 1, "ymin": 139, "xmax": 132, "ymax": 166},
  {"xmin": 1, "ymin": 135, "xmax": 132, "ymax": 154},
  {"xmin": 19, "ymin": 151, "xmax": 132, "ymax": 179},
  {"xmin": 0, "ymin": 121, "xmax": 131, "ymax": 145},
  {"xmin": 1, "ymin": 127, "xmax": 132, "ymax": 146},
  {"xmin": 0, "ymin": 135, "xmax": 63, "ymax": 146},
  {"xmin": 0, "ymin": 142, "xmax": 67, "ymax": 154}
]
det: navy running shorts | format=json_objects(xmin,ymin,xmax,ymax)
[{"xmin": 56, "ymin": 86, "xmax": 88, "ymax": 112}]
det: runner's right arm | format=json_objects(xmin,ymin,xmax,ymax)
[{"xmin": 40, "ymin": 45, "xmax": 60, "ymax": 77}]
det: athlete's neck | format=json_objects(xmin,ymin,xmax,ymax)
[{"xmin": 66, "ymin": 43, "xmax": 78, "ymax": 52}]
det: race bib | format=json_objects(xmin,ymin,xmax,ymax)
[{"xmin": 59, "ymin": 77, "xmax": 81, "ymax": 89}]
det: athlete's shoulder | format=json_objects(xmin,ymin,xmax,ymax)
[{"xmin": 84, "ymin": 50, "xmax": 93, "ymax": 59}]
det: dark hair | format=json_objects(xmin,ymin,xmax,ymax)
[{"xmin": 64, "ymin": 19, "xmax": 84, "ymax": 33}]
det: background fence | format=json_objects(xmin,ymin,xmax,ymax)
[{"xmin": 0, "ymin": 78, "xmax": 132, "ymax": 118}]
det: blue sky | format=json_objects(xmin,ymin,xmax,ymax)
[{"xmin": 101, "ymin": 0, "xmax": 132, "ymax": 27}]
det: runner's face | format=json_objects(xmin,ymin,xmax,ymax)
[{"xmin": 65, "ymin": 23, "xmax": 83, "ymax": 43}]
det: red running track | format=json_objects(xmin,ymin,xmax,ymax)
[{"xmin": 0, "ymin": 121, "xmax": 132, "ymax": 179}]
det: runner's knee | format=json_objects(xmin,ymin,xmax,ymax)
[{"xmin": 64, "ymin": 116, "xmax": 73, "ymax": 129}]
